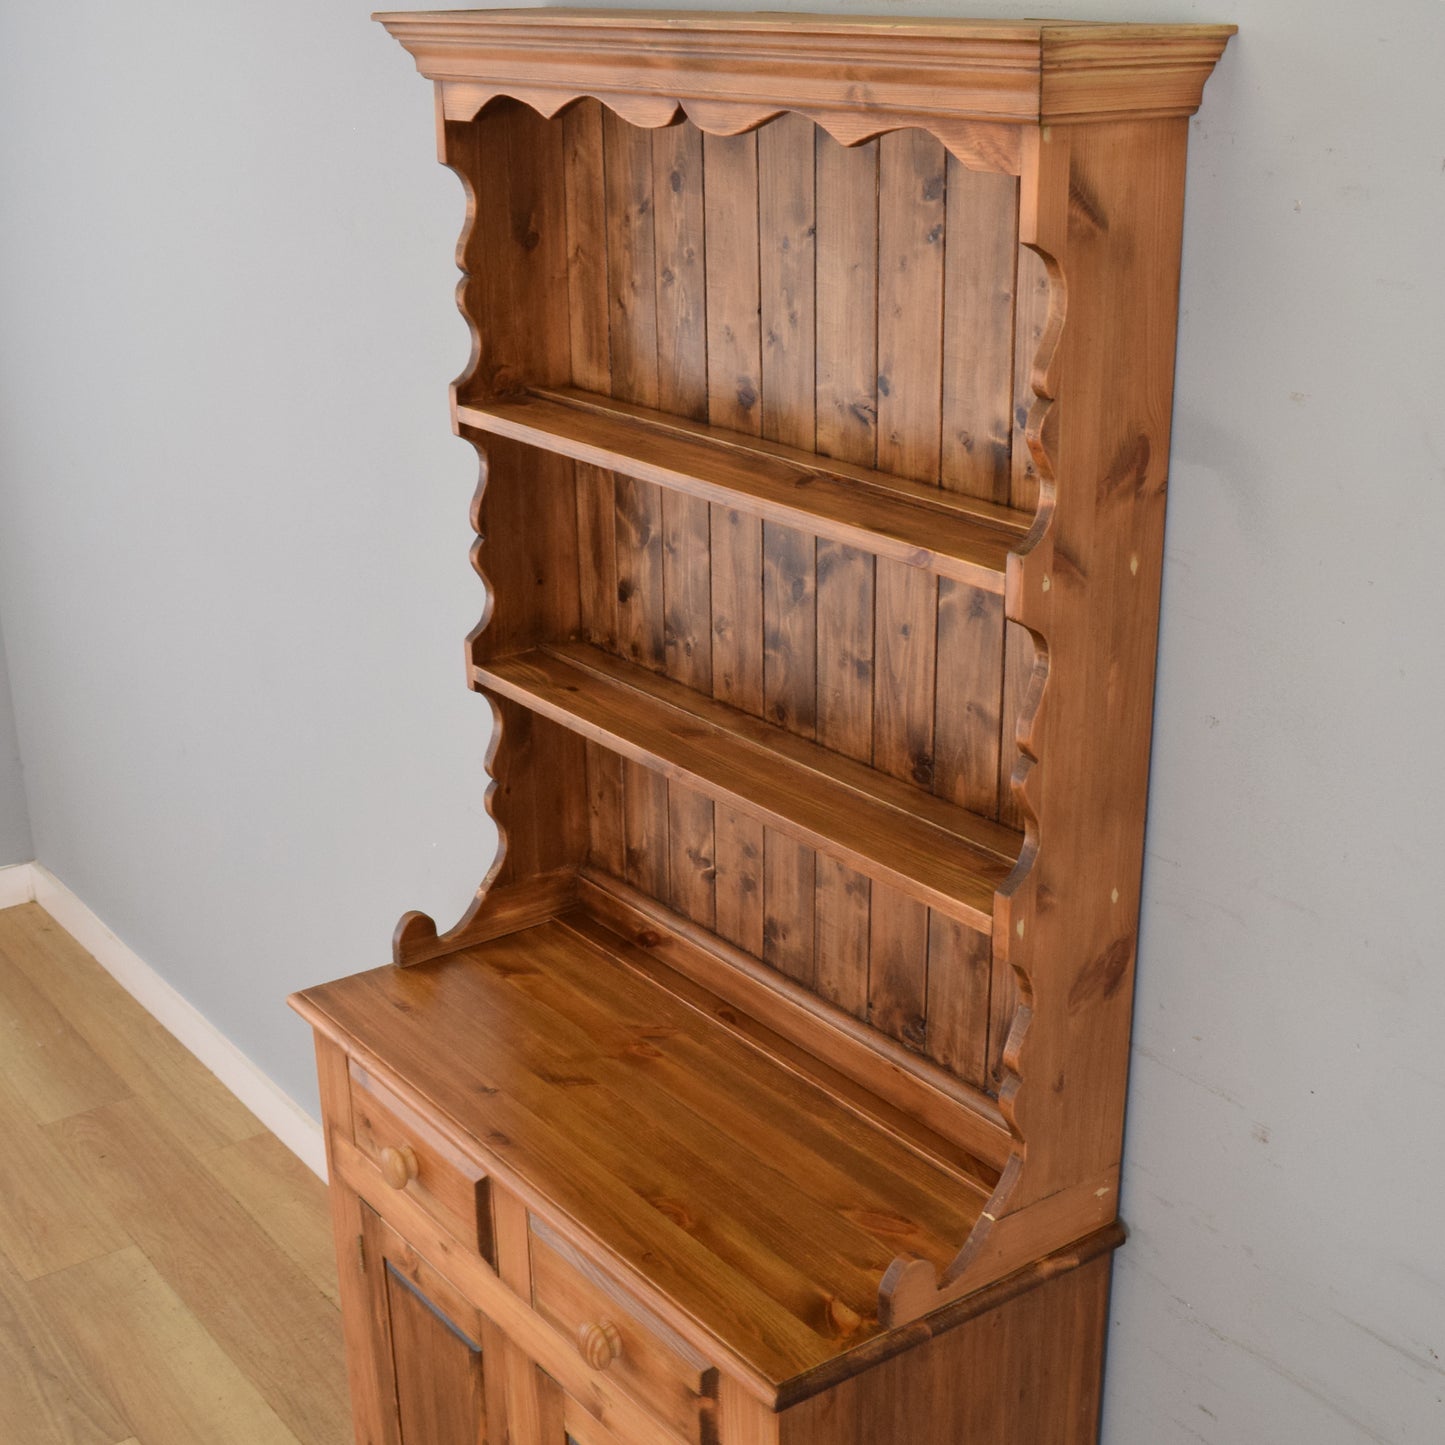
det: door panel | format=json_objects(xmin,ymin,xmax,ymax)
[{"xmin": 361, "ymin": 1204, "xmax": 501, "ymax": 1445}]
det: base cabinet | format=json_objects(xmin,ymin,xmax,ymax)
[{"xmin": 310, "ymin": 1032, "xmax": 1120, "ymax": 1445}]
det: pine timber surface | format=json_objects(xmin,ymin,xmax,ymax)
[
  {"xmin": 292, "ymin": 916, "xmax": 996, "ymax": 1394},
  {"xmin": 472, "ymin": 642, "xmax": 1021, "ymax": 932},
  {"xmin": 314, "ymin": 11, "xmax": 1234, "ymax": 1440},
  {"xmin": 458, "ymin": 389, "xmax": 1030, "ymax": 591}
]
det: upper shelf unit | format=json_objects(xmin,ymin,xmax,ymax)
[{"xmin": 458, "ymin": 388, "xmax": 1033, "ymax": 592}]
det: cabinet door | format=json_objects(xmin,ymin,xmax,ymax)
[{"xmin": 361, "ymin": 1204, "xmax": 507, "ymax": 1445}]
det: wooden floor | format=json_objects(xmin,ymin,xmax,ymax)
[{"xmin": 0, "ymin": 902, "xmax": 349, "ymax": 1445}]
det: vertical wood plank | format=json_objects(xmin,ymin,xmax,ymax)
[
  {"xmin": 933, "ymin": 582, "xmax": 1004, "ymax": 817},
  {"xmin": 662, "ymin": 483, "xmax": 716, "ymax": 924},
  {"xmin": 458, "ymin": 103, "xmax": 570, "ymax": 398},
  {"xmin": 653, "ymin": 123, "xmax": 708, "ymax": 423},
  {"xmin": 605, "ymin": 108, "xmax": 665, "ymax": 914},
  {"xmin": 575, "ymin": 462, "xmax": 619, "ymax": 651},
  {"xmin": 759, "ymin": 113, "xmax": 817, "ymax": 453},
  {"xmin": 868, "ymin": 888, "xmax": 929, "ymax": 1052},
  {"xmin": 762, "ymin": 524, "xmax": 817, "ymax": 737},
  {"xmin": 652, "ymin": 120, "xmax": 717, "ymax": 926},
  {"xmin": 870, "ymin": 561, "xmax": 936, "ymax": 1049},
  {"xmin": 872, "ymin": 562, "xmax": 937, "ymax": 789},
  {"xmin": 814, "ymin": 540, "xmax": 874, "ymax": 1019},
  {"xmin": 709, "ymin": 504, "xmax": 764, "ymax": 717},
  {"xmin": 815, "ymin": 133, "xmax": 878, "ymax": 467},
  {"xmin": 615, "ymin": 476, "xmax": 666, "ymax": 671},
  {"xmin": 815, "ymin": 543, "xmax": 874, "ymax": 764},
  {"xmin": 924, "ymin": 913, "xmax": 992, "ymax": 1089},
  {"xmin": 668, "ymin": 781, "xmax": 717, "ymax": 928},
  {"xmin": 937, "ymin": 156, "xmax": 1016, "ymax": 1035},
  {"xmin": 941, "ymin": 160, "xmax": 1019, "ymax": 504},
  {"xmin": 705, "ymin": 129, "xmax": 765, "ymax": 717},
  {"xmin": 563, "ymin": 98, "xmax": 610, "ymax": 392},
  {"xmin": 876, "ymin": 130, "xmax": 947, "ymax": 486},
  {"xmin": 870, "ymin": 132, "xmax": 946, "ymax": 1054},
  {"xmin": 811, "ymin": 126, "xmax": 878, "ymax": 1016},
  {"xmin": 749, "ymin": 125, "xmax": 815, "ymax": 996},
  {"xmin": 705, "ymin": 128, "xmax": 765, "ymax": 716},
  {"xmin": 814, "ymin": 857, "xmax": 870, "ymax": 1021},
  {"xmin": 705, "ymin": 130, "xmax": 767, "ymax": 954},
  {"xmin": 623, "ymin": 758, "xmax": 670, "ymax": 902},
  {"xmin": 762, "ymin": 829, "xmax": 816, "ymax": 987},
  {"xmin": 704, "ymin": 131, "xmax": 763, "ymax": 435},
  {"xmin": 604, "ymin": 111, "xmax": 659, "ymax": 409},
  {"xmin": 663, "ymin": 494, "xmax": 713, "ymax": 690},
  {"xmin": 762, "ymin": 521, "xmax": 819, "ymax": 987},
  {"xmin": 713, "ymin": 802, "xmax": 764, "ymax": 957},
  {"xmin": 584, "ymin": 739, "xmax": 625, "ymax": 877}
]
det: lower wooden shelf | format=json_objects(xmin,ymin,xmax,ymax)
[
  {"xmin": 472, "ymin": 642, "xmax": 1022, "ymax": 934},
  {"xmin": 292, "ymin": 910, "xmax": 997, "ymax": 1397}
]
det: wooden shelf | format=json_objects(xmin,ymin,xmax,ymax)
[
  {"xmin": 472, "ymin": 642, "xmax": 1022, "ymax": 934},
  {"xmin": 456, "ymin": 388, "xmax": 1032, "ymax": 592}
]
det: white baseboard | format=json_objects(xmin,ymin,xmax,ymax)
[
  {"xmin": 0, "ymin": 861, "xmax": 37, "ymax": 909},
  {"xmin": 25, "ymin": 865, "xmax": 327, "ymax": 1180}
]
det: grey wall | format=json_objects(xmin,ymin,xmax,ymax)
[
  {"xmin": 0, "ymin": 2, "xmax": 1441, "ymax": 1442},
  {"xmin": 0, "ymin": 606, "xmax": 33, "ymax": 864}
]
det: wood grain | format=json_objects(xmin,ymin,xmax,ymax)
[
  {"xmin": 294, "ymin": 918, "xmax": 993, "ymax": 1392},
  {"xmin": 462, "ymin": 389, "xmax": 1024, "ymax": 591},
  {"xmin": 355, "ymin": 21, "xmax": 1230, "ymax": 1433},
  {"xmin": 49, "ymin": 1098, "xmax": 350, "ymax": 1445},
  {"xmin": 31, "ymin": 1247, "xmax": 303, "ymax": 1445},
  {"xmin": 473, "ymin": 644, "xmax": 1018, "ymax": 931},
  {"xmin": 0, "ymin": 901, "xmax": 344, "ymax": 1445}
]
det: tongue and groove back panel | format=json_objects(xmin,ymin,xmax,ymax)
[{"xmin": 457, "ymin": 97, "xmax": 1039, "ymax": 1099}]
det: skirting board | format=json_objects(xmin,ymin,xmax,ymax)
[
  {"xmin": 0, "ymin": 861, "xmax": 37, "ymax": 910},
  {"xmin": 14, "ymin": 863, "xmax": 327, "ymax": 1180}
]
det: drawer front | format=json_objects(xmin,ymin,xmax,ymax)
[
  {"xmin": 530, "ymin": 1215, "xmax": 716, "ymax": 1444},
  {"xmin": 349, "ymin": 1062, "xmax": 494, "ymax": 1262}
]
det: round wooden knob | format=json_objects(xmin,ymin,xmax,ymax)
[
  {"xmin": 379, "ymin": 1144, "xmax": 418, "ymax": 1190},
  {"xmin": 577, "ymin": 1319, "xmax": 622, "ymax": 1371}
]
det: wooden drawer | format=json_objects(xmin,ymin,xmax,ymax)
[
  {"xmin": 349, "ymin": 1062, "xmax": 494, "ymax": 1262},
  {"xmin": 530, "ymin": 1215, "xmax": 716, "ymax": 1444}
]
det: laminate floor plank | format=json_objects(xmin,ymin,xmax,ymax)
[
  {"xmin": 199, "ymin": 1131, "xmax": 341, "ymax": 1307},
  {"xmin": 0, "ymin": 1248, "xmax": 134, "ymax": 1445},
  {"xmin": 0, "ymin": 1087, "xmax": 128, "ymax": 1281},
  {"xmin": 0, "ymin": 904, "xmax": 265, "ymax": 1155},
  {"xmin": 48, "ymin": 1099, "xmax": 351, "ymax": 1445},
  {"xmin": 0, "ymin": 936, "xmax": 132, "ymax": 1125},
  {"xmin": 29, "ymin": 1247, "xmax": 304, "ymax": 1445},
  {"xmin": 0, "ymin": 902, "xmax": 346, "ymax": 1445}
]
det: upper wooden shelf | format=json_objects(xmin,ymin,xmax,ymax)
[
  {"xmin": 292, "ymin": 913, "xmax": 993, "ymax": 1395},
  {"xmin": 377, "ymin": 9, "xmax": 1237, "ymax": 138},
  {"xmin": 473, "ymin": 642, "xmax": 1022, "ymax": 934},
  {"xmin": 457, "ymin": 388, "xmax": 1031, "ymax": 592}
]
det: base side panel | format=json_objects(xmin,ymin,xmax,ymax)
[{"xmin": 780, "ymin": 1252, "xmax": 1114, "ymax": 1445}]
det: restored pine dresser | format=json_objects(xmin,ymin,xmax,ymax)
[{"xmin": 292, "ymin": 11, "xmax": 1233, "ymax": 1441}]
